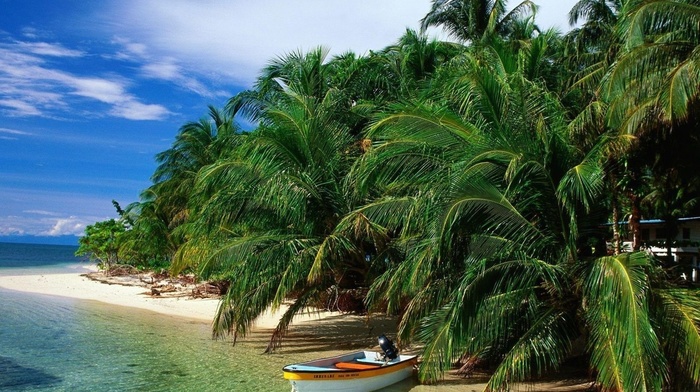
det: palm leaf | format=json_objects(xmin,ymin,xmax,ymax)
[
  {"xmin": 486, "ymin": 308, "xmax": 576, "ymax": 391},
  {"xmin": 584, "ymin": 252, "xmax": 667, "ymax": 391},
  {"xmin": 651, "ymin": 288, "xmax": 700, "ymax": 389}
]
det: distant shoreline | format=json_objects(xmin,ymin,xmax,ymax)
[{"xmin": 0, "ymin": 237, "xmax": 79, "ymax": 247}]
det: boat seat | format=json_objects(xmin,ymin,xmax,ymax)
[{"xmin": 335, "ymin": 361, "xmax": 381, "ymax": 370}]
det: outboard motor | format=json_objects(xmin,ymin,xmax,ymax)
[{"xmin": 378, "ymin": 334, "xmax": 398, "ymax": 360}]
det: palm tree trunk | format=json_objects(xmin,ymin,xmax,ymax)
[
  {"xmin": 612, "ymin": 201, "xmax": 621, "ymax": 255},
  {"xmin": 611, "ymin": 180, "xmax": 621, "ymax": 255},
  {"xmin": 664, "ymin": 217, "xmax": 679, "ymax": 268},
  {"xmin": 629, "ymin": 193, "xmax": 641, "ymax": 251}
]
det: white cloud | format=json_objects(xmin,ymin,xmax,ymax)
[
  {"xmin": 110, "ymin": 100, "xmax": 171, "ymax": 121},
  {"xmin": 102, "ymin": 1, "xmax": 440, "ymax": 86},
  {"xmin": 0, "ymin": 127, "xmax": 33, "ymax": 136},
  {"xmin": 70, "ymin": 77, "xmax": 127, "ymax": 103},
  {"xmin": 43, "ymin": 216, "xmax": 87, "ymax": 236},
  {"xmin": 0, "ymin": 223, "xmax": 25, "ymax": 236},
  {"xmin": 142, "ymin": 61, "xmax": 180, "ymax": 79},
  {"xmin": 109, "ymin": 37, "xmax": 228, "ymax": 98},
  {"xmin": 111, "ymin": 37, "xmax": 149, "ymax": 60},
  {"xmin": 0, "ymin": 187, "xmax": 120, "ymax": 237},
  {"xmin": 1, "ymin": 85, "xmax": 67, "ymax": 112},
  {"xmin": 24, "ymin": 210, "xmax": 61, "ymax": 216},
  {"xmin": 140, "ymin": 59, "xmax": 223, "ymax": 97},
  {"xmin": 0, "ymin": 214, "xmax": 89, "ymax": 237},
  {"xmin": 17, "ymin": 41, "xmax": 85, "ymax": 57},
  {"xmin": 96, "ymin": 1, "xmax": 578, "ymax": 89},
  {"xmin": 0, "ymin": 99, "xmax": 41, "ymax": 116},
  {"xmin": 0, "ymin": 127, "xmax": 32, "ymax": 140},
  {"xmin": 0, "ymin": 40, "xmax": 170, "ymax": 120},
  {"xmin": 21, "ymin": 27, "xmax": 39, "ymax": 39}
]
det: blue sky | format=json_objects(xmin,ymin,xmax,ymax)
[{"xmin": 0, "ymin": 0, "xmax": 576, "ymax": 245}]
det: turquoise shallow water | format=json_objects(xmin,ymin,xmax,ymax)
[
  {"xmin": 0, "ymin": 287, "xmax": 308, "ymax": 391},
  {"xmin": 0, "ymin": 243, "xmax": 293, "ymax": 391},
  {"xmin": 0, "ymin": 243, "xmax": 421, "ymax": 391}
]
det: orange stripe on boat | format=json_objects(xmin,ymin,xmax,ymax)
[
  {"xmin": 335, "ymin": 362, "xmax": 381, "ymax": 370},
  {"xmin": 283, "ymin": 358, "xmax": 416, "ymax": 381}
]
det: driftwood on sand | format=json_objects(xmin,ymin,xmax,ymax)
[{"xmin": 83, "ymin": 267, "xmax": 225, "ymax": 299}]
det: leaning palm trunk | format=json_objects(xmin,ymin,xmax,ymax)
[
  {"xmin": 611, "ymin": 189, "xmax": 621, "ymax": 255},
  {"xmin": 628, "ymin": 193, "xmax": 641, "ymax": 250},
  {"xmin": 664, "ymin": 219, "xmax": 679, "ymax": 268}
]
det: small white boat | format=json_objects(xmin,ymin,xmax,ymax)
[{"xmin": 283, "ymin": 350, "xmax": 417, "ymax": 392}]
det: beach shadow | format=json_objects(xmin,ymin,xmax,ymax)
[
  {"xmin": 252, "ymin": 313, "xmax": 399, "ymax": 354},
  {"xmin": 240, "ymin": 314, "xmax": 596, "ymax": 391},
  {"xmin": 0, "ymin": 356, "xmax": 61, "ymax": 389}
]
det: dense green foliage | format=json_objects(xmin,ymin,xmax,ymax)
[
  {"xmin": 76, "ymin": 217, "xmax": 126, "ymax": 270},
  {"xmin": 83, "ymin": 1, "xmax": 700, "ymax": 390}
]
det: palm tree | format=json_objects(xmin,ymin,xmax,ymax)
[
  {"xmin": 420, "ymin": 0, "xmax": 537, "ymax": 43},
  {"xmin": 118, "ymin": 193, "xmax": 173, "ymax": 268},
  {"xmin": 118, "ymin": 106, "xmax": 240, "ymax": 268},
  {"xmin": 149, "ymin": 105, "xmax": 240, "ymax": 230},
  {"xmin": 601, "ymin": 0, "xmax": 700, "ymax": 252},
  {"xmin": 173, "ymin": 42, "xmax": 471, "ymax": 350},
  {"xmin": 349, "ymin": 38, "xmax": 700, "ymax": 389},
  {"xmin": 607, "ymin": 0, "xmax": 700, "ymax": 130},
  {"xmin": 227, "ymin": 47, "xmax": 336, "ymax": 124},
  {"xmin": 566, "ymin": 0, "xmax": 623, "ymax": 60},
  {"xmin": 564, "ymin": 0, "xmax": 643, "ymax": 254},
  {"xmin": 174, "ymin": 82, "xmax": 372, "ymax": 351},
  {"xmin": 377, "ymin": 29, "xmax": 463, "ymax": 97}
]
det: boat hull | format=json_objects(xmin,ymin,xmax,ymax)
[{"xmin": 284, "ymin": 351, "xmax": 417, "ymax": 392}]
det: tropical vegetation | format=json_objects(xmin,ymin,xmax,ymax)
[{"xmin": 80, "ymin": 0, "xmax": 700, "ymax": 390}]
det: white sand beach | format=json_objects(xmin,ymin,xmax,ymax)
[
  {"xmin": 0, "ymin": 266, "xmax": 332, "ymax": 329},
  {"xmin": 0, "ymin": 269, "xmax": 214, "ymax": 323}
]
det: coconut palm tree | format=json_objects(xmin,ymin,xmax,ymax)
[
  {"xmin": 606, "ymin": 0, "xmax": 700, "ymax": 130},
  {"xmin": 563, "ymin": 0, "xmax": 645, "ymax": 254},
  {"xmin": 117, "ymin": 106, "xmax": 240, "ymax": 268},
  {"xmin": 600, "ymin": 0, "xmax": 700, "ymax": 251},
  {"xmin": 149, "ymin": 105, "xmax": 240, "ymax": 230},
  {"xmin": 227, "ymin": 47, "xmax": 338, "ymax": 125},
  {"xmin": 179, "ymin": 44, "xmax": 472, "ymax": 351},
  {"xmin": 376, "ymin": 29, "xmax": 463, "ymax": 97},
  {"xmin": 118, "ymin": 193, "xmax": 173, "ymax": 268},
  {"xmin": 174, "ymin": 81, "xmax": 373, "ymax": 351},
  {"xmin": 348, "ymin": 38, "xmax": 700, "ymax": 389},
  {"xmin": 420, "ymin": 0, "xmax": 537, "ymax": 43},
  {"xmin": 566, "ymin": 0, "xmax": 623, "ymax": 62}
]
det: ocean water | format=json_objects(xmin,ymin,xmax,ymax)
[
  {"xmin": 0, "ymin": 243, "xmax": 308, "ymax": 391},
  {"xmin": 0, "ymin": 243, "xmax": 87, "ymax": 273}
]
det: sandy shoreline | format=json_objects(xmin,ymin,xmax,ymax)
[
  {"xmin": 0, "ymin": 266, "xmax": 594, "ymax": 391},
  {"xmin": 0, "ymin": 266, "xmax": 217, "ymax": 322},
  {"xmin": 0, "ymin": 265, "xmax": 334, "ymax": 330}
]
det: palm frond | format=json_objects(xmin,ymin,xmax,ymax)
[
  {"xmin": 651, "ymin": 288, "xmax": 700, "ymax": 389},
  {"xmin": 486, "ymin": 309, "xmax": 576, "ymax": 391},
  {"xmin": 264, "ymin": 289, "xmax": 318, "ymax": 353},
  {"xmin": 585, "ymin": 252, "xmax": 667, "ymax": 391}
]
